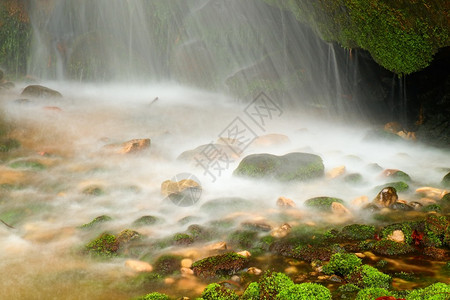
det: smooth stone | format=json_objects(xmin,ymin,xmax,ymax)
[
  {"xmin": 352, "ymin": 195, "xmax": 369, "ymax": 207},
  {"xmin": 271, "ymin": 223, "xmax": 292, "ymax": 238},
  {"xmin": 125, "ymin": 260, "xmax": 153, "ymax": 272},
  {"xmin": 326, "ymin": 165, "xmax": 346, "ymax": 179},
  {"xmin": 373, "ymin": 187, "xmax": 398, "ymax": 207},
  {"xmin": 247, "ymin": 267, "xmax": 262, "ymax": 275},
  {"xmin": 277, "ymin": 196, "xmax": 296, "ymax": 208},
  {"xmin": 231, "ymin": 275, "xmax": 241, "ymax": 282},
  {"xmin": 164, "ymin": 278, "xmax": 175, "ymax": 285},
  {"xmin": 161, "ymin": 179, "xmax": 201, "ymax": 196},
  {"xmin": 236, "ymin": 250, "xmax": 251, "ymax": 258},
  {"xmin": 21, "ymin": 85, "xmax": 62, "ymax": 98},
  {"xmin": 285, "ymin": 266, "xmax": 298, "ymax": 274},
  {"xmin": 387, "ymin": 230, "xmax": 405, "ymax": 243},
  {"xmin": 416, "ymin": 187, "xmax": 448, "ymax": 200},
  {"xmin": 181, "ymin": 258, "xmax": 193, "ymax": 268},
  {"xmin": 181, "ymin": 267, "xmax": 194, "ymax": 276},
  {"xmin": 204, "ymin": 241, "xmax": 227, "ymax": 251}
]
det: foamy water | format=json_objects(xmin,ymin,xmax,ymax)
[{"xmin": 0, "ymin": 83, "xmax": 448, "ymax": 299}]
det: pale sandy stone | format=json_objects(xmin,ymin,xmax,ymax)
[
  {"xmin": 387, "ymin": 230, "xmax": 405, "ymax": 243},
  {"xmin": 125, "ymin": 260, "xmax": 153, "ymax": 272},
  {"xmin": 326, "ymin": 165, "xmax": 346, "ymax": 179},
  {"xmin": 181, "ymin": 258, "xmax": 193, "ymax": 268},
  {"xmin": 277, "ymin": 196, "xmax": 296, "ymax": 208},
  {"xmin": 237, "ymin": 250, "xmax": 251, "ymax": 258}
]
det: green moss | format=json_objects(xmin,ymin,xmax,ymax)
[
  {"xmin": 406, "ymin": 282, "xmax": 450, "ymax": 300},
  {"xmin": 78, "ymin": 215, "xmax": 112, "ymax": 229},
  {"xmin": 0, "ymin": 138, "xmax": 20, "ymax": 152},
  {"xmin": 242, "ymin": 282, "xmax": 260, "ymax": 300},
  {"xmin": 135, "ymin": 292, "xmax": 170, "ymax": 300},
  {"xmin": 228, "ymin": 230, "xmax": 259, "ymax": 249},
  {"xmin": 172, "ymin": 233, "xmax": 194, "ymax": 245},
  {"xmin": 441, "ymin": 193, "xmax": 450, "ymax": 213},
  {"xmin": 322, "ymin": 252, "xmax": 362, "ymax": 276},
  {"xmin": 132, "ymin": 215, "xmax": 161, "ymax": 226},
  {"xmin": 192, "ymin": 252, "xmax": 248, "ymax": 278},
  {"xmin": 341, "ymin": 224, "xmax": 376, "ymax": 241},
  {"xmin": 277, "ymin": 282, "xmax": 332, "ymax": 300},
  {"xmin": 375, "ymin": 181, "xmax": 409, "ymax": 193},
  {"xmin": 348, "ymin": 265, "xmax": 392, "ymax": 289},
  {"xmin": 372, "ymin": 239, "xmax": 415, "ymax": 255},
  {"xmin": 0, "ymin": 2, "xmax": 31, "ymax": 77},
  {"xmin": 304, "ymin": 197, "xmax": 344, "ymax": 211},
  {"xmin": 355, "ymin": 287, "xmax": 392, "ymax": 300},
  {"xmin": 424, "ymin": 214, "xmax": 449, "ymax": 247},
  {"xmin": 153, "ymin": 254, "xmax": 183, "ymax": 276},
  {"xmin": 85, "ymin": 233, "xmax": 118, "ymax": 257},
  {"xmin": 422, "ymin": 204, "xmax": 442, "ymax": 213},
  {"xmin": 201, "ymin": 283, "xmax": 239, "ymax": 300},
  {"xmin": 381, "ymin": 222, "xmax": 414, "ymax": 244},
  {"xmin": 442, "ymin": 173, "xmax": 450, "ymax": 187},
  {"xmin": 336, "ymin": 283, "xmax": 360, "ymax": 299},
  {"xmin": 9, "ymin": 160, "xmax": 45, "ymax": 170},
  {"xmin": 259, "ymin": 271, "xmax": 294, "ymax": 299}
]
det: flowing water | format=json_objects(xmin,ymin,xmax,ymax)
[
  {"xmin": 0, "ymin": 82, "xmax": 449, "ymax": 299},
  {"xmin": 0, "ymin": 0, "xmax": 449, "ymax": 299}
]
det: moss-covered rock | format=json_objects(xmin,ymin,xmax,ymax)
[
  {"xmin": 85, "ymin": 233, "xmax": 119, "ymax": 257},
  {"xmin": 355, "ymin": 287, "xmax": 392, "ymax": 300},
  {"xmin": 441, "ymin": 172, "xmax": 450, "ymax": 188},
  {"xmin": 424, "ymin": 214, "xmax": 449, "ymax": 247},
  {"xmin": 79, "ymin": 215, "xmax": 112, "ymax": 230},
  {"xmin": 336, "ymin": 284, "xmax": 361, "ymax": 299},
  {"xmin": 304, "ymin": 196, "xmax": 344, "ymax": 211},
  {"xmin": 322, "ymin": 253, "xmax": 362, "ymax": 276},
  {"xmin": 277, "ymin": 282, "xmax": 332, "ymax": 300},
  {"xmin": 152, "ymin": 254, "xmax": 183, "ymax": 276},
  {"xmin": 9, "ymin": 160, "xmax": 45, "ymax": 170},
  {"xmin": 242, "ymin": 282, "xmax": 260, "ymax": 300},
  {"xmin": 372, "ymin": 239, "xmax": 415, "ymax": 255},
  {"xmin": 233, "ymin": 152, "xmax": 324, "ymax": 182},
  {"xmin": 440, "ymin": 193, "xmax": 450, "ymax": 213},
  {"xmin": 381, "ymin": 222, "xmax": 414, "ymax": 244},
  {"xmin": 0, "ymin": 138, "xmax": 20, "ymax": 152},
  {"xmin": 171, "ymin": 233, "xmax": 194, "ymax": 246},
  {"xmin": 341, "ymin": 224, "xmax": 376, "ymax": 241},
  {"xmin": 259, "ymin": 271, "xmax": 294, "ymax": 299},
  {"xmin": 135, "ymin": 292, "xmax": 170, "ymax": 300},
  {"xmin": 343, "ymin": 173, "xmax": 363, "ymax": 184},
  {"xmin": 192, "ymin": 252, "xmax": 248, "ymax": 278},
  {"xmin": 132, "ymin": 215, "xmax": 161, "ymax": 227},
  {"xmin": 200, "ymin": 283, "xmax": 239, "ymax": 300},
  {"xmin": 348, "ymin": 265, "xmax": 392, "ymax": 289},
  {"xmin": 406, "ymin": 282, "xmax": 450, "ymax": 300},
  {"xmin": 375, "ymin": 181, "xmax": 409, "ymax": 193},
  {"xmin": 21, "ymin": 85, "xmax": 63, "ymax": 98},
  {"xmin": 228, "ymin": 229, "xmax": 259, "ymax": 249},
  {"xmin": 422, "ymin": 204, "xmax": 442, "ymax": 213}
]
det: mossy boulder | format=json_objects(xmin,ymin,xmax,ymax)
[
  {"xmin": 372, "ymin": 239, "xmax": 415, "ymax": 256},
  {"xmin": 172, "ymin": 233, "xmax": 194, "ymax": 246},
  {"xmin": 9, "ymin": 160, "xmax": 45, "ymax": 170},
  {"xmin": 233, "ymin": 152, "xmax": 324, "ymax": 182},
  {"xmin": 441, "ymin": 172, "xmax": 450, "ymax": 188},
  {"xmin": 135, "ymin": 292, "xmax": 170, "ymax": 300},
  {"xmin": 348, "ymin": 265, "xmax": 392, "ymax": 289},
  {"xmin": 132, "ymin": 215, "xmax": 161, "ymax": 227},
  {"xmin": 441, "ymin": 193, "xmax": 450, "ymax": 213},
  {"xmin": 322, "ymin": 253, "xmax": 362, "ymax": 276},
  {"xmin": 78, "ymin": 215, "xmax": 112, "ymax": 230},
  {"xmin": 201, "ymin": 283, "xmax": 239, "ymax": 300},
  {"xmin": 0, "ymin": 138, "xmax": 20, "ymax": 152},
  {"xmin": 355, "ymin": 287, "xmax": 392, "ymax": 300},
  {"xmin": 228, "ymin": 229, "xmax": 259, "ymax": 249},
  {"xmin": 277, "ymin": 282, "xmax": 332, "ymax": 300},
  {"xmin": 21, "ymin": 85, "xmax": 63, "ymax": 98},
  {"xmin": 259, "ymin": 271, "xmax": 294, "ymax": 299},
  {"xmin": 341, "ymin": 224, "xmax": 376, "ymax": 241},
  {"xmin": 304, "ymin": 196, "xmax": 344, "ymax": 211},
  {"xmin": 192, "ymin": 252, "xmax": 248, "ymax": 278},
  {"xmin": 153, "ymin": 254, "xmax": 183, "ymax": 276},
  {"xmin": 406, "ymin": 282, "xmax": 450, "ymax": 300},
  {"xmin": 375, "ymin": 181, "xmax": 409, "ymax": 193},
  {"xmin": 85, "ymin": 233, "xmax": 119, "ymax": 257}
]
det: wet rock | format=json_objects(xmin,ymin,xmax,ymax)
[
  {"xmin": 21, "ymin": 85, "xmax": 62, "ymax": 98},
  {"xmin": 375, "ymin": 181, "xmax": 409, "ymax": 192},
  {"xmin": 205, "ymin": 241, "xmax": 227, "ymax": 251},
  {"xmin": 161, "ymin": 178, "xmax": 201, "ymax": 197},
  {"xmin": 277, "ymin": 196, "xmax": 296, "ymax": 208},
  {"xmin": 79, "ymin": 215, "xmax": 112, "ymax": 229},
  {"xmin": 423, "ymin": 247, "xmax": 447, "ymax": 260},
  {"xmin": 331, "ymin": 202, "xmax": 353, "ymax": 218},
  {"xmin": 326, "ymin": 165, "xmax": 346, "ymax": 179},
  {"xmin": 416, "ymin": 187, "xmax": 449, "ymax": 200},
  {"xmin": 237, "ymin": 250, "xmax": 251, "ymax": 258},
  {"xmin": 233, "ymin": 152, "xmax": 324, "ymax": 182},
  {"xmin": 362, "ymin": 203, "xmax": 380, "ymax": 213},
  {"xmin": 181, "ymin": 267, "xmax": 194, "ymax": 276},
  {"xmin": 409, "ymin": 201, "xmax": 423, "ymax": 210},
  {"xmin": 352, "ymin": 196, "xmax": 369, "ymax": 207},
  {"xmin": 390, "ymin": 201, "xmax": 414, "ymax": 211},
  {"xmin": 241, "ymin": 220, "xmax": 272, "ymax": 232},
  {"xmin": 172, "ymin": 233, "xmax": 194, "ymax": 246},
  {"xmin": 341, "ymin": 224, "xmax": 376, "ymax": 241},
  {"xmin": 344, "ymin": 173, "xmax": 363, "ymax": 184},
  {"xmin": 387, "ymin": 230, "xmax": 405, "ymax": 243},
  {"xmin": 228, "ymin": 230, "xmax": 259, "ymax": 248},
  {"xmin": 105, "ymin": 138, "xmax": 150, "ymax": 154},
  {"xmin": 382, "ymin": 169, "xmax": 411, "ymax": 182},
  {"xmin": 125, "ymin": 260, "xmax": 153, "ymax": 272},
  {"xmin": 271, "ymin": 223, "xmax": 292, "ymax": 238},
  {"xmin": 372, "ymin": 240, "xmax": 415, "ymax": 255},
  {"xmin": 85, "ymin": 233, "xmax": 119, "ymax": 257},
  {"xmin": 192, "ymin": 252, "xmax": 248, "ymax": 277},
  {"xmin": 304, "ymin": 196, "xmax": 345, "ymax": 212},
  {"xmin": 181, "ymin": 258, "xmax": 193, "ymax": 268},
  {"xmin": 132, "ymin": 215, "xmax": 161, "ymax": 226},
  {"xmin": 247, "ymin": 267, "xmax": 262, "ymax": 275},
  {"xmin": 373, "ymin": 187, "xmax": 398, "ymax": 208},
  {"xmin": 153, "ymin": 254, "xmax": 183, "ymax": 275},
  {"xmin": 442, "ymin": 172, "xmax": 450, "ymax": 187},
  {"xmin": 0, "ymin": 81, "xmax": 15, "ymax": 90}
]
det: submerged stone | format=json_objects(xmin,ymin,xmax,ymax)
[
  {"xmin": 21, "ymin": 85, "xmax": 62, "ymax": 98},
  {"xmin": 233, "ymin": 152, "xmax": 324, "ymax": 182},
  {"xmin": 192, "ymin": 252, "xmax": 248, "ymax": 278}
]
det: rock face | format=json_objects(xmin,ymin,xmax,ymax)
[
  {"xmin": 373, "ymin": 187, "xmax": 398, "ymax": 207},
  {"xmin": 233, "ymin": 152, "xmax": 324, "ymax": 182},
  {"xmin": 21, "ymin": 85, "xmax": 63, "ymax": 98}
]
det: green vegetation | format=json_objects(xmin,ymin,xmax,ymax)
[
  {"xmin": 406, "ymin": 282, "xmax": 450, "ymax": 300},
  {"xmin": 304, "ymin": 196, "xmax": 344, "ymax": 211},
  {"xmin": 133, "ymin": 215, "xmax": 161, "ymax": 226},
  {"xmin": 135, "ymin": 292, "xmax": 170, "ymax": 300},
  {"xmin": 381, "ymin": 222, "xmax": 414, "ymax": 244},
  {"xmin": 277, "ymin": 283, "xmax": 332, "ymax": 300},
  {"xmin": 78, "ymin": 215, "xmax": 112, "ymax": 229},
  {"xmin": 375, "ymin": 181, "xmax": 410, "ymax": 192},
  {"xmin": 85, "ymin": 233, "xmax": 118, "ymax": 257},
  {"xmin": 259, "ymin": 271, "xmax": 294, "ymax": 299},
  {"xmin": 355, "ymin": 287, "xmax": 392, "ymax": 300},
  {"xmin": 242, "ymin": 282, "xmax": 260, "ymax": 300},
  {"xmin": 201, "ymin": 283, "xmax": 239, "ymax": 300},
  {"xmin": 373, "ymin": 239, "xmax": 415, "ymax": 255},
  {"xmin": 322, "ymin": 253, "xmax": 362, "ymax": 276},
  {"xmin": 0, "ymin": 1, "xmax": 31, "ymax": 77},
  {"xmin": 263, "ymin": 0, "xmax": 449, "ymax": 75},
  {"xmin": 153, "ymin": 254, "xmax": 182, "ymax": 276},
  {"xmin": 191, "ymin": 252, "xmax": 248, "ymax": 278},
  {"xmin": 348, "ymin": 265, "xmax": 392, "ymax": 289},
  {"xmin": 341, "ymin": 224, "xmax": 376, "ymax": 240}
]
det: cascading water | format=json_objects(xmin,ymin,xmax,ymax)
[{"xmin": 0, "ymin": 1, "xmax": 449, "ymax": 299}]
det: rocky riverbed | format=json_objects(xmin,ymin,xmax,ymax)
[{"xmin": 0, "ymin": 83, "xmax": 449, "ymax": 300}]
